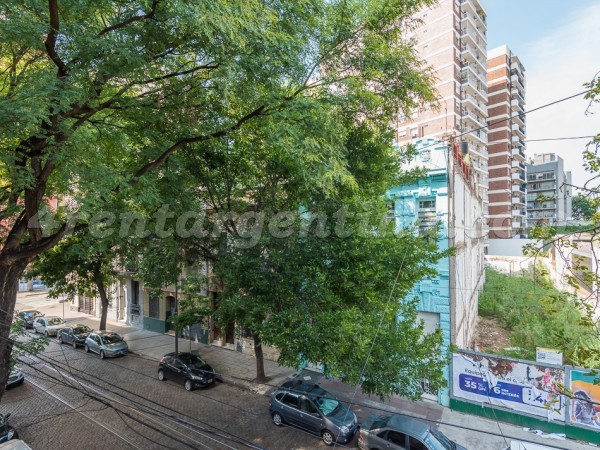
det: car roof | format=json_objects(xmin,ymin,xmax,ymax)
[
  {"xmin": 280, "ymin": 379, "xmax": 319, "ymax": 391},
  {"xmin": 382, "ymin": 414, "xmax": 431, "ymax": 439},
  {"xmin": 44, "ymin": 316, "xmax": 62, "ymax": 320},
  {"xmin": 18, "ymin": 309, "xmax": 41, "ymax": 313},
  {"xmin": 163, "ymin": 352, "xmax": 197, "ymax": 358},
  {"xmin": 92, "ymin": 330, "xmax": 119, "ymax": 335}
]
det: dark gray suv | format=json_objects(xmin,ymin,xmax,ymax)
[{"xmin": 269, "ymin": 380, "xmax": 358, "ymax": 446}]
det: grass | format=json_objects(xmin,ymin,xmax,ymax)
[{"xmin": 479, "ymin": 267, "xmax": 599, "ymax": 368}]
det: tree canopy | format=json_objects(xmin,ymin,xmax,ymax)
[{"xmin": 1, "ymin": 0, "xmax": 440, "ymax": 401}]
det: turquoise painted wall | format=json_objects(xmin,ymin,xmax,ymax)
[{"xmin": 388, "ymin": 138, "xmax": 451, "ymax": 406}]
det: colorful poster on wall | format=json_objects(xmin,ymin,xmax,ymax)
[
  {"xmin": 452, "ymin": 352, "xmax": 565, "ymax": 421},
  {"xmin": 570, "ymin": 370, "xmax": 600, "ymax": 429}
]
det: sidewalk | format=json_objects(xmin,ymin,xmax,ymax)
[{"xmin": 19, "ymin": 295, "xmax": 597, "ymax": 450}]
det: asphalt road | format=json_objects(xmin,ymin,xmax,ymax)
[{"xmin": 3, "ymin": 334, "xmax": 354, "ymax": 450}]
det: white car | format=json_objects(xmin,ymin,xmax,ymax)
[{"xmin": 32, "ymin": 316, "xmax": 66, "ymax": 336}]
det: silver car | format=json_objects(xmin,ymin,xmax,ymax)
[
  {"xmin": 32, "ymin": 316, "xmax": 65, "ymax": 336},
  {"xmin": 358, "ymin": 414, "xmax": 467, "ymax": 450},
  {"xmin": 84, "ymin": 331, "xmax": 128, "ymax": 359},
  {"xmin": 269, "ymin": 379, "xmax": 358, "ymax": 446}
]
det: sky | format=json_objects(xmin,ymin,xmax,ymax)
[{"xmin": 483, "ymin": 0, "xmax": 600, "ymax": 191}]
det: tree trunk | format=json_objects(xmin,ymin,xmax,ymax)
[
  {"xmin": 253, "ymin": 333, "xmax": 268, "ymax": 383},
  {"xmin": 95, "ymin": 276, "xmax": 109, "ymax": 331},
  {"xmin": 0, "ymin": 259, "xmax": 29, "ymax": 402}
]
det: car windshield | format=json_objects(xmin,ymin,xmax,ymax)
[
  {"xmin": 425, "ymin": 428, "xmax": 454, "ymax": 450},
  {"xmin": 311, "ymin": 396, "xmax": 340, "ymax": 416},
  {"xmin": 179, "ymin": 354, "xmax": 207, "ymax": 369},
  {"xmin": 102, "ymin": 334, "xmax": 123, "ymax": 344},
  {"xmin": 73, "ymin": 326, "xmax": 91, "ymax": 334},
  {"xmin": 47, "ymin": 317, "xmax": 64, "ymax": 325}
]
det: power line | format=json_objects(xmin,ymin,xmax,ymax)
[
  {"xmin": 416, "ymin": 88, "xmax": 593, "ymax": 151},
  {"xmin": 525, "ymin": 136, "xmax": 597, "ymax": 142}
]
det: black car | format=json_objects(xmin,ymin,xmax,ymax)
[
  {"xmin": 0, "ymin": 414, "xmax": 18, "ymax": 444},
  {"xmin": 16, "ymin": 310, "xmax": 43, "ymax": 329},
  {"xmin": 57, "ymin": 324, "xmax": 93, "ymax": 348},
  {"xmin": 158, "ymin": 352, "xmax": 216, "ymax": 391}
]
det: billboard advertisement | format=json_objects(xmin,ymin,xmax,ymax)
[
  {"xmin": 452, "ymin": 352, "xmax": 565, "ymax": 420},
  {"xmin": 570, "ymin": 369, "xmax": 600, "ymax": 429}
]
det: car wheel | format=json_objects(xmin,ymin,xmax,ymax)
[
  {"xmin": 72, "ymin": 341, "xmax": 77, "ymax": 349},
  {"xmin": 100, "ymin": 350, "xmax": 105, "ymax": 360},
  {"xmin": 321, "ymin": 430, "xmax": 335, "ymax": 446},
  {"xmin": 58, "ymin": 335, "xmax": 63, "ymax": 344},
  {"xmin": 184, "ymin": 379, "xmax": 193, "ymax": 391},
  {"xmin": 158, "ymin": 369, "xmax": 166, "ymax": 381},
  {"xmin": 272, "ymin": 412, "xmax": 283, "ymax": 426},
  {"xmin": 84, "ymin": 345, "xmax": 90, "ymax": 353}
]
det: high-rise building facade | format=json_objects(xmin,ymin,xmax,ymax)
[
  {"xmin": 396, "ymin": 0, "xmax": 489, "ymax": 238},
  {"xmin": 486, "ymin": 45, "xmax": 527, "ymax": 238},
  {"xmin": 526, "ymin": 153, "xmax": 573, "ymax": 226}
]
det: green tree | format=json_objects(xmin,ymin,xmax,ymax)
[
  {"xmin": 572, "ymin": 194, "xmax": 598, "ymax": 221},
  {"xmin": 0, "ymin": 0, "xmax": 437, "ymax": 401},
  {"xmin": 30, "ymin": 231, "xmax": 118, "ymax": 331},
  {"xmin": 523, "ymin": 74, "xmax": 600, "ymax": 368}
]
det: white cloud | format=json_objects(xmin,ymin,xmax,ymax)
[{"xmin": 520, "ymin": 3, "xmax": 600, "ymax": 192}]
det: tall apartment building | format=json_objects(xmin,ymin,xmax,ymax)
[
  {"xmin": 526, "ymin": 153, "xmax": 573, "ymax": 226},
  {"xmin": 486, "ymin": 45, "xmax": 527, "ymax": 238},
  {"xmin": 396, "ymin": 0, "xmax": 489, "ymax": 240}
]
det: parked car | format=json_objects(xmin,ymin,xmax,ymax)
[
  {"xmin": 6, "ymin": 368, "xmax": 24, "ymax": 389},
  {"xmin": 269, "ymin": 379, "xmax": 358, "ymax": 446},
  {"xmin": 32, "ymin": 316, "xmax": 65, "ymax": 336},
  {"xmin": 57, "ymin": 324, "xmax": 93, "ymax": 348},
  {"xmin": 15, "ymin": 310, "xmax": 43, "ymax": 329},
  {"xmin": 0, "ymin": 414, "xmax": 18, "ymax": 444},
  {"xmin": 157, "ymin": 352, "xmax": 216, "ymax": 391},
  {"xmin": 84, "ymin": 331, "xmax": 128, "ymax": 359},
  {"xmin": 358, "ymin": 414, "xmax": 467, "ymax": 450}
]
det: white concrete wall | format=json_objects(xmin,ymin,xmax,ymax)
[
  {"xmin": 450, "ymin": 166, "xmax": 485, "ymax": 349},
  {"xmin": 488, "ymin": 238, "xmax": 537, "ymax": 257}
]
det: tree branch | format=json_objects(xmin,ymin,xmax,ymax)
[
  {"xmin": 44, "ymin": 0, "xmax": 68, "ymax": 76},
  {"xmin": 131, "ymin": 104, "xmax": 267, "ymax": 182},
  {"xmin": 97, "ymin": 0, "xmax": 159, "ymax": 37}
]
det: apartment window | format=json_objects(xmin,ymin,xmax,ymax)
[
  {"xmin": 417, "ymin": 199, "xmax": 437, "ymax": 235},
  {"xmin": 410, "ymin": 127, "xmax": 418, "ymax": 138},
  {"xmin": 398, "ymin": 129, "xmax": 407, "ymax": 138}
]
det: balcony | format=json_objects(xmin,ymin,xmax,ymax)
[
  {"xmin": 461, "ymin": 62, "xmax": 487, "ymax": 88},
  {"xmin": 460, "ymin": 0, "xmax": 487, "ymax": 29},
  {"xmin": 512, "ymin": 196, "xmax": 525, "ymax": 205},
  {"xmin": 511, "ymin": 74, "xmax": 525, "ymax": 90},
  {"xmin": 511, "ymin": 98, "xmax": 525, "ymax": 112},
  {"xmin": 460, "ymin": 25, "xmax": 487, "ymax": 55},
  {"xmin": 462, "ymin": 93, "xmax": 487, "ymax": 116},
  {"xmin": 513, "ymin": 126, "xmax": 525, "ymax": 139},
  {"xmin": 512, "ymin": 184, "xmax": 526, "ymax": 193},
  {"xmin": 460, "ymin": 74, "xmax": 487, "ymax": 100},
  {"xmin": 512, "ymin": 147, "xmax": 526, "ymax": 160},
  {"xmin": 512, "ymin": 208, "xmax": 525, "ymax": 217},
  {"xmin": 511, "ymin": 88, "xmax": 525, "ymax": 102},
  {"xmin": 512, "ymin": 173, "xmax": 525, "ymax": 183},
  {"xmin": 511, "ymin": 160, "xmax": 525, "ymax": 170},
  {"xmin": 512, "ymin": 221, "xmax": 522, "ymax": 228},
  {"xmin": 513, "ymin": 113, "xmax": 525, "ymax": 127},
  {"xmin": 462, "ymin": 108, "xmax": 486, "ymax": 128},
  {"xmin": 528, "ymin": 184, "xmax": 556, "ymax": 192},
  {"xmin": 460, "ymin": 45, "xmax": 486, "ymax": 72}
]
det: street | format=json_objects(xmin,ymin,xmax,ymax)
[
  {"xmin": 5, "ymin": 332, "xmax": 339, "ymax": 449},
  {"xmin": 5, "ymin": 292, "xmax": 362, "ymax": 449}
]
